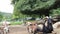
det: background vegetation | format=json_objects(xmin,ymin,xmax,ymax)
[
  {"xmin": 11, "ymin": 0, "xmax": 60, "ymax": 18},
  {"xmin": 0, "ymin": 0, "xmax": 60, "ymax": 25}
]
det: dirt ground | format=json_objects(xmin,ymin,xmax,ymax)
[
  {"xmin": 0, "ymin": 25, "xmax": 60, "ymax": 34},
  {"xmin": 8, "ymin": 25, "xmax": 28, "ymax": 34}
]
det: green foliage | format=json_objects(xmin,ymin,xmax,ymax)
[
  {"xmin": 11, "ymin": 0, "xmax": 19, "ymax": 5},
  {"xmin": 50, "ymin": 8, "xmax": 60, "ymax": 16},
  {"xmin": 0, "ymin": 12, "xmax": 3, "ymax": 21},
  {"xmin": 10, "ymin": 21, "xmax": 23, "ymax": 25},
  {"xmin": 11, "ymin": 0, "xmax": 60, "ymax": 18},
  {"xmin": 0, "ymin": 14, "xmax": 3, "ymax": 21},
  {"xmin": 0, "ymin": 12, "xmax": 12, "ymax": 20},
  {"xmin": 13, "ymin": 0, "xmax": 56, "ymax": 11}
]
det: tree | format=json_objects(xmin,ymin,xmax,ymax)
[
  {"xmin": 11, "ymin": 0, "xmax": 60, "ymax": 18},
  {"xmin": 0, "ymin": 12, "xmax": 3, "ymax": 21},
  {"xmin": 50, "ymin": 8, "xmax": 60, "ymax": 16}
]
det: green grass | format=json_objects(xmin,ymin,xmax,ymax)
[
  {"xmin": 10, "ymin": 21, "xmax": 23, "ymax": 25},
  {"xmin": 0, "ymin": 21, "xmax": 23, "ymax": 25},
  {"xmin": 26, "ymin": 20, "xmax": 35, "ymax": 22}
]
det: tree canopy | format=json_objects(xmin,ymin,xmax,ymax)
[{"xmin": 11, "ymin": 0, "xmax": 60, "ymax": 18}]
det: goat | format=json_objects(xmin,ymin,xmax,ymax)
[{"xmin": 53, "ymin": 21, "xmax": 60, "ymax": 29}]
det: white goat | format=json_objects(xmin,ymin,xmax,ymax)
[{"xmin": 53, "ymin": 21, "xmax": 60, "ymax": 29}]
